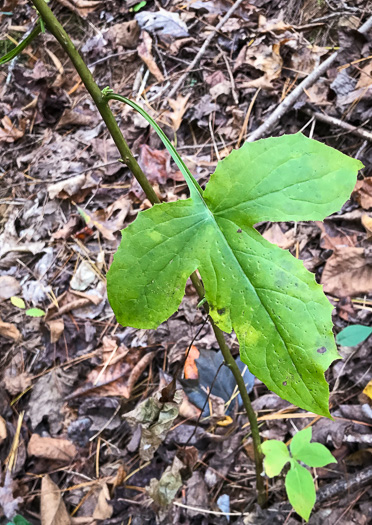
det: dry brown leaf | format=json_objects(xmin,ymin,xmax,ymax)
[
  {"xmin": 107, "ymin": 20, "xmax": 140, "ymax": 48},
  {"xmin": 0, "ymin": 276, "xmax": 21, "ymax": 302},
  {"xmin": 3, "ymin": 371, "xmax": 32, "ymax": 395},
  {"xmin": 138, "ymin": 31, "xmax": 165, "ymax": 83},
  {"xmin": 0, "ymin": 318, "xmax": 21, "ymax": 341},
  {"xmin": 138, "ymin": 144, "xmax": 183, "ymax": 185},
  {"xmin": 316, "ymin": 221, "xmax": 358, "ymax": 250},
  {"xmin": 0, "ymin": 116, "xmax": 25, "ymax": 143},
  {"xmin": 47, "ymin": 174, "xmax": 96, "ymax": 201},
  {"xmin": 162, "ymin": 94, "xmax": 191, "ymax": 132},
  {"xmin": 321, "ymin": 247, "xmax": 372, "ymax": 297},
  {"xmin": 356, "ymin": 61, "xmax": 372, "ymax": 89},
  {"xmin": 41, "ymin": 474, "xmax": 71, "ymax": 525},
  {"xmin": 28, "ymin": 434, "xmax": 77, "ymax": 462},
  {"xmin": 262, "ymin": 224, "xmax": 295, "ymax": 249},
  {"xmin": 55, "ymin": 0, "xmax": 101, "ymax": 18},
  {"xmin": 352, "ymin": 179, "xmax": 372, "ymax": 210},
  {"xmin": 234, "ymin": 42, "xmax": 282, "ymax": 88},
  {"xmin": 0, "ymin": 416, "xmax": 7, "ymax": 445},
  {"xmin": 68, "ymin": 349, "xmax": 154, "ymax": 399},
  {"xmin": 92, "ymin": 483, "xmax": 113, "ymax": 520},
  {"xmin": 47, "ymin": 318, "xmax": 65, "ymax": 343},
  {"xmin": 362, "ymin": 214, "xmax": 372, "ymax": 234}
]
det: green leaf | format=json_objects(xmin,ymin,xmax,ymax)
[
  {"xmin": 130, "ymin": 1, "xmax": 147, "ymax": 12},
  {"xmin": 25, "ymin": 307, "xmax": 45, "ymax": 317},
  {"xmin": 10, "ymin": 516, "xmax": 33, "ymax": 525},
  {"xmin": 261, "ymin": 439, "xmax": 290, "ymax": 477},
  {"xmin": 0, "ymin": 21, "xmax": 41, "ymax": 65},
  {"xmin": 285, "ymin": 462, "xmax": 316, "ymax": 521},
  {"xmin": 336, "ymin": 324, "xmax": 372, "ymax": 346},
  {"xmin": 107, "ymin": 113, "xmax": 362, "ymax": 416},
  {"xmin": 290, "ymin": 427, "xmax": 336, "ymax": 468},
  {"xmin": 11, "ymin": 296, "xmax": 25, "ymax": 309}
]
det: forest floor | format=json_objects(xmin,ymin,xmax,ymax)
[{"xmin": 0, "ymin": 0, "xmax": 372, "ymax": 524}]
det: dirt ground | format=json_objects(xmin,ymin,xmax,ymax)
[{"xmin": 0, "ymin": 0, "xmax": 372, "ymax": 524}]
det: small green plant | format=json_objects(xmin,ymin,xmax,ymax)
[
  {"xmin": 262, "ymin": 427, "xmax": 336, "ymax": 521},
  {"xmin": 336, "ymin": 324, "xmax": 372, "ymax": 346},
  {"xmin": 10, "ymin": 296, "xmax": 45, "ymax": 317},
  {"xmin": 6, "ymin": 515, "xmax": 32, "ymax": 525}
]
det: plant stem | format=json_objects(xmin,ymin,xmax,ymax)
[
  {"xmin": 190, "ymin": 272, "xmax": 265, "ymax": 506},
  {"xmin": 31, "ymin": 0, "xmax": 265, "ymax": 506},
  {"xmin": 31, "ymin": 0, "xmax": 159, "ymax": 206}
]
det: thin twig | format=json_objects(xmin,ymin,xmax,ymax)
[
  {"xmin": 246, "ymin": 14, "xmax": 372, "ymax": 142},
  {"xmin": 303, "ymin": 109, "xmax": 372, "ymax": 142},
  {"xmin": 166, "ymin": 0, "xmax": 245, "ymax": 100}
]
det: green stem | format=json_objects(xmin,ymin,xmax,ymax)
[
  {"xmin": 31, "ymin": 0, "xmax": 159, "ymax": 205},
  {"xmin": 30, "ymin": 0, "xmax": 265, "ymax": 506}
]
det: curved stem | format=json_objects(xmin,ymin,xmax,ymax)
[{"xmin": 30, "ymin": 0, "xmax": 265, "ymax": 506}]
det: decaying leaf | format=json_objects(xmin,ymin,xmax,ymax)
[
  {"xmin": 139, "ymin": 144, "xmax": 183, "ymax": 185},
  {"xmin": 125, "ymin": 392, "xmax": 182, "ymax": 460},
  {"xmin": 28, "ymin": 434, "xmax": 77, "ymax": 462},
  {"xmin": 0, "ymin": 318, "xmax": 21, "ymax": 342},
  {"xmin": 321, "ymin": 247, "xmax": 372, "ymax": 297},
  {"xmin": 92, "ymin": 483, "xmax": 113, "ymax": 520},
  {"xmin": 0, "ymin": 116, "xmax": 25, "ymax": 143},
  {"xmin": 138, "ymin": 31, "xmax": 165, "ymax": 83},
  {"xmin": 162, "ymin": 94, "xmax": 191, "ymax": 132},
  {"xmin": 70, "ymin": 260, "xmax": 96, "ymax": 291},
  {"xmin": 148, "ymin": 456, "xmax": 183, "ymax": 507},
  {"xmin": 46, "ymin": 318, "xmax": 65, "ymax": 344},
  {"xmin": 41, "ymin": 475, "xmax": 70, "ymax": 525},
  {"xmin": 0, "ymin": 276, "xmax": 21, "ymax": 302},
  {"xmin": 353, "ymin": 179, "xmax": 372, "ymax": 210},
  {"xmin": 47, "ymin": 174, "xmax": 96, "ymax": 201},
  {"xmin": 135, "ymin": 9, "xmax": 189, "ymax": 38}
]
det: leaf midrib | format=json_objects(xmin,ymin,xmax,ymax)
[{"xmin": 193, "ymin": 189, "xmax": 324, "ymax": 410}]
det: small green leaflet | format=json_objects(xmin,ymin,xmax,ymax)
[
  {"xmin": 285, "ymin": 462, "xmax": 315, "ymax": 522},
  {"xmin": 290, "ymin": 427, "xmax": 336, "ymax": 468},
  {"xmin": 336, "ymin": 324, "xmax": 372, "ymax": 346},
  {"xmin": 130, "ymin": 1, "xmax": 147, "ymax": 12},
  {"xmin": 262, "ymin": 427, "xmax": 336, "ymax": 521},
  {"xmin": 11, "ymin": 296, "xmax": 26, "ymax": 309},
  {"xmin": 261, "ymin": 439, "xmax": 290, "ymax": 477},
  {"xmin": 25, "ymin": 307, "xmax": 45, "ymax": 317},
  {"xmin": 105, "ymin": 94, "xmax": 363, "ymax": 417}
]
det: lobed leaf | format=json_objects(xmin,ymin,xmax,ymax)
[{"xmin": 108, "ymin": 133, "xmax": 363, "ymax": 416}]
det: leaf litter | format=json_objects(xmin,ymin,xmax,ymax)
[{"xmin": 0, "ymin": 0, "xmax": 372, "ymax": 523}]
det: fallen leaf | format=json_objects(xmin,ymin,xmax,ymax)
[
  {"xmin": 0, "ymin": 116, "xmax": 25, "ymax": 143},
  {"xmin": 47, "ymin": 174, "xmax": 96, "ymax": 201},
  {"xmin": 70, "ymin": 260, "xmax": 96, "ymax": 291},
  {"xmin": 67, "ymin": 349, "xmax": 153, "ymax": 399},
  {"xmin": 77, "ymin": 196, "xmax": 131, "ymax": 241},
  {"xmin": 353, "ymin": 179, "xmax": 372, "ymax": 210},
  {"xmin": 92, "ymin": 483, "xmax": 113, "ymax": 520},
  {"xmin": 316, "ymin": 221, "xmax": 358, "ymax": 250},
  {"xmin": 0, "ymin": 276, "xmax": 21, "ymax": 302},
  {"xmin": 0, "ymin": 318, "xmax": 21, "ymax": 341},
  {"xmin": 183, "ymin": 345, "xmax": 200, "ymax": 380},
  {"xmin": 0, "ymin": 471, "xmax": 23, "ymax": 521},
  {"xmin": 52, "ymin": 216, "xmax": 81, "ymax": 240},
  {"xmin": 356, "ymin": 61, "xmax": 372, "ymax": 89},
  {"xmin": 321, "ymin": 247, "xmax": 372, "ymax": 297},
  {"xmin": 138, "ymin": 31, "xmax": 165, "ymax": 82},
  {"xmin": 363, "ymin": 380, "xmax": 372, "ymax": 400},
  {"xmin": 28, "ymin": 434, "xmax": 77, "ymax": 462},
  {"xmin": 107, "ymin": 20, "xmax": 140, "ymax": 48},
  {"xmin": 139, "ymin": 144, "xmax": 183, "ymax": 185},
  {"xmin": 135, "ymin": 9, "xmax": 189, "ymax": 38},
  {"xmin": 125, "ymin": 391, "xmax": 182, "ymax": 460},
  {"xmin": 362, "ymin": 214, "xmax": 372, "ymax": 234},
  {"xmin": 46, "ymin": 318, "xmax": 65, "ymax": 343},
  {"xmin": 162, "ymin": 94, "xmax": 191, "ymax": 132},
  {"xmin": 3, "ymin": 371, "xmax": 31, "ymax": 395},
  {"xmin": 41, "ymin": 475, "xmax": 70, "ymax": 525},
  {"xmin": 0, "ymin": 416, "xmax": 7, "ymax": 445},
  {"xmin": 262, "ymin": 223, "xmax": 296, "ymax": 249},
  {"xmin": 148, "ymin": 456, "xmax": 184, "ymax": 506},
  {"xmin": 235, "ymin": 42, "xmax": 282, "ymax": 88}
]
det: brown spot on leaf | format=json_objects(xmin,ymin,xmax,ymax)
[
  {"xmin": 237, "ymin": 229, "xmax": 242, "ymax": 233},
  {"xmin": 217, "ymin": 308, "xmax": 226, "ymax": 315},
  {"xmin": 317, "ymin": 347, "xmax": 327, "ymax": 354},
  {"xmin": 282, "ymin": 381, "xmax": 287, "ymax": 386}
]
